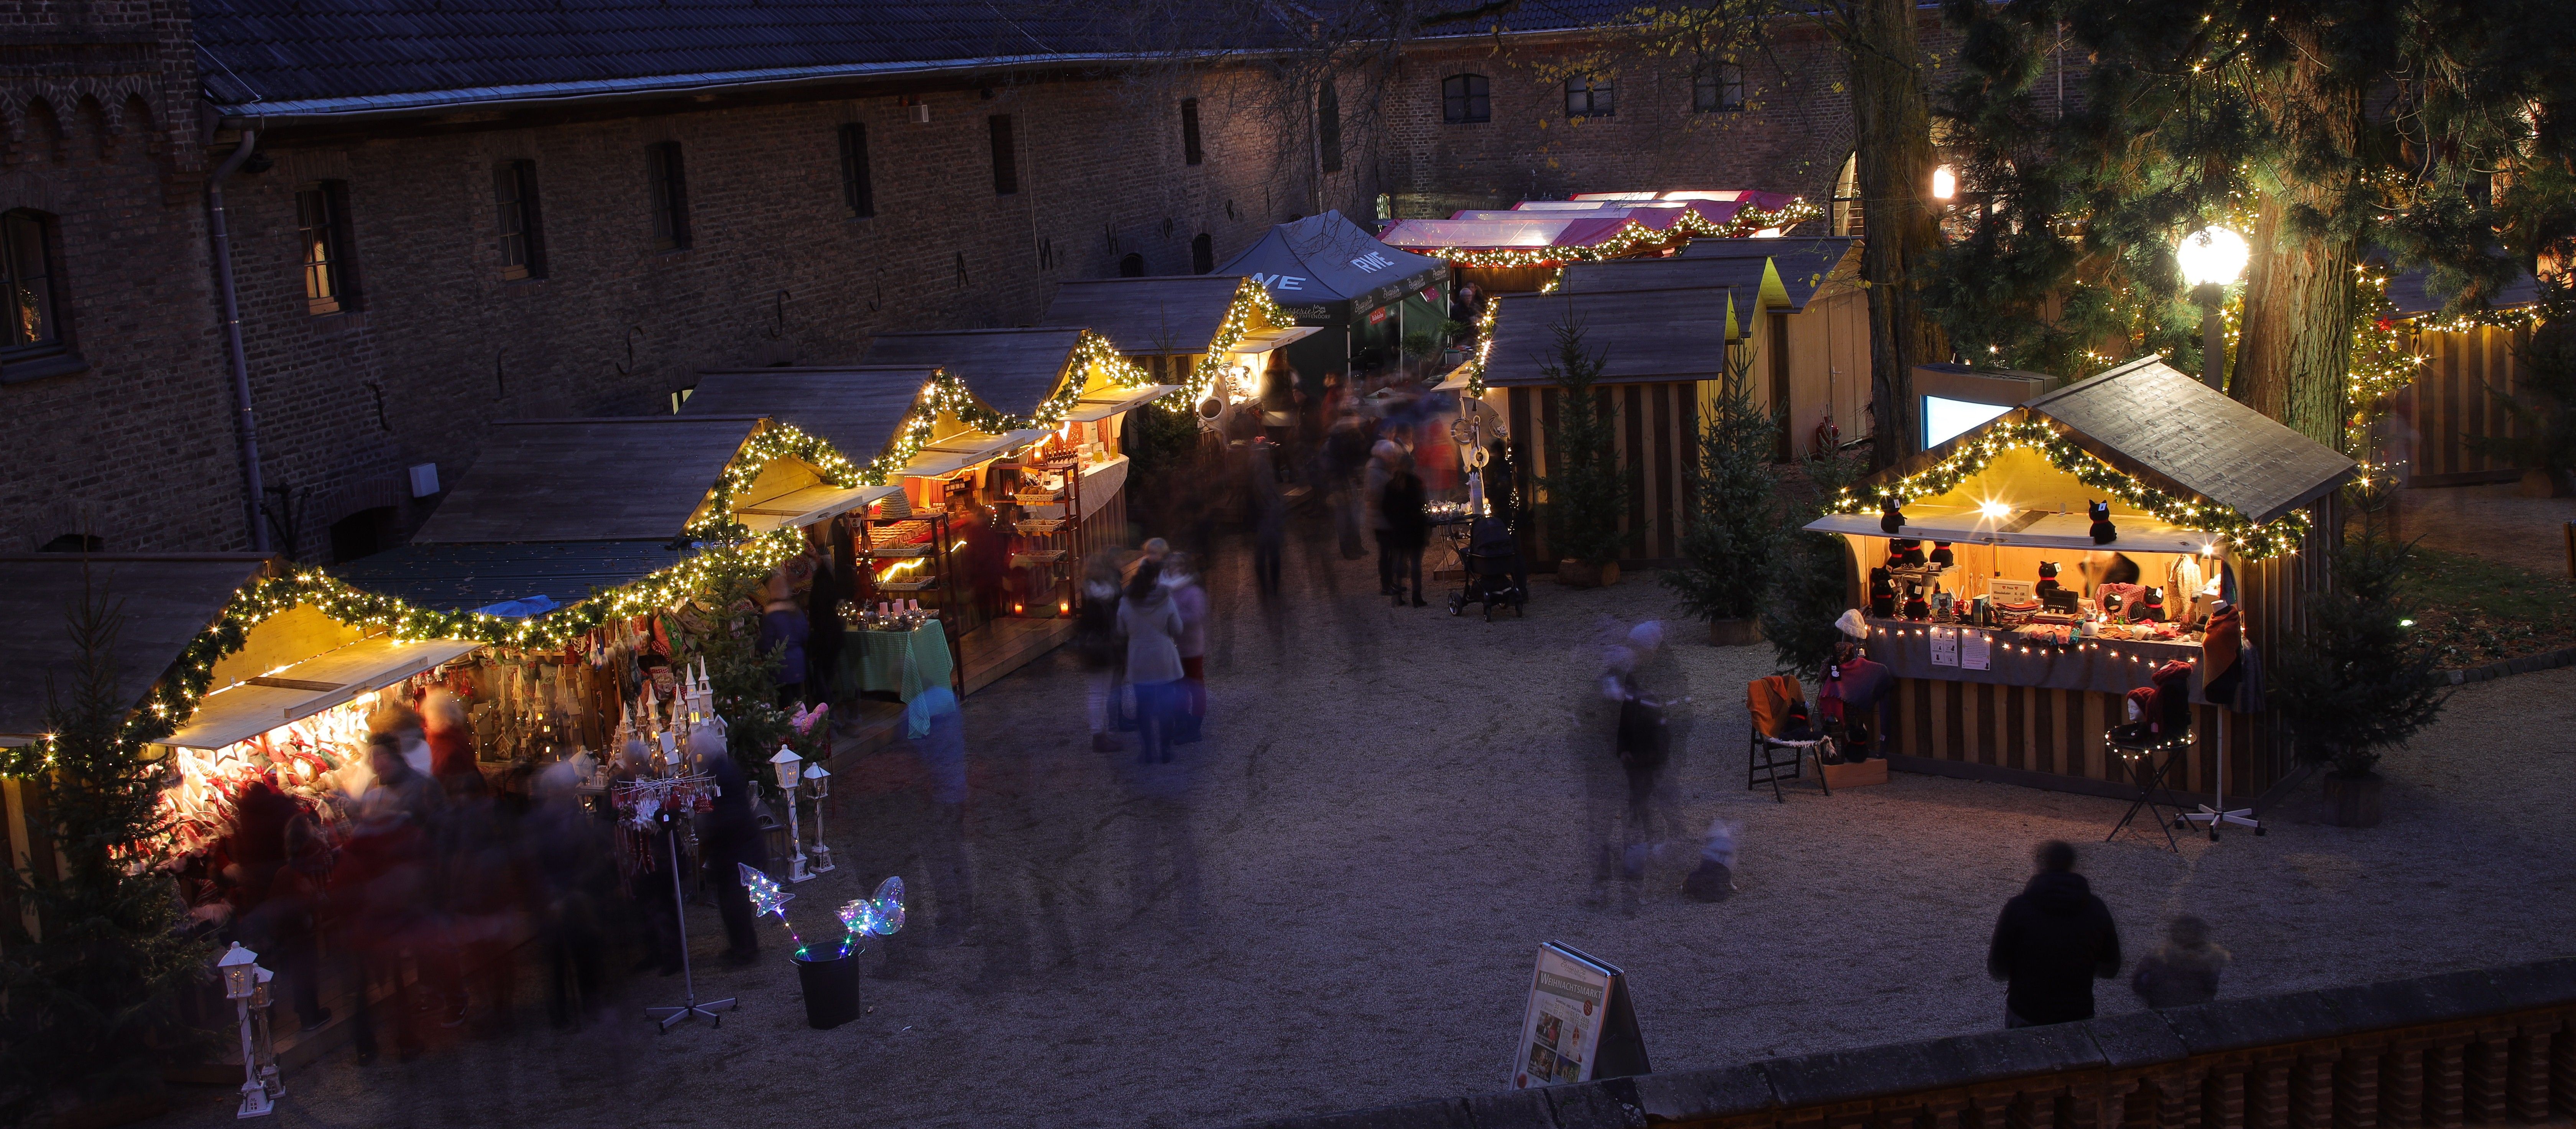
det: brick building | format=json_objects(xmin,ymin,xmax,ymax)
[{"xmin": 0, "ymin": 0, "xmax": 1955, "ymax": 561}]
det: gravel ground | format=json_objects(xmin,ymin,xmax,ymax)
[{"xmin": 142, "ymin": 522, "xmax": 2576, "ymax": 1129}]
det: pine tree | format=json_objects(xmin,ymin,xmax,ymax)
[
  {"xmin": 1761, "ymin": 448, "xmax": 1868, "ymax": 681},
  {"xmin": 0, "ymin": 572, "xmax": 214, "ymax": 1119},
  {"xmin": 2270, "ymin": 487, "xmax": 2446, "ymax": 777},
  {"xmin": 1533, "ymin": 313, "xmax": 1635, "ymax": 568},
  {"xmin": 1665, "ymin": 341, "xmax": 1783, "ymax": 622}
]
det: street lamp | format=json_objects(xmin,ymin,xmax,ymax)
[
  {"xmin": 1930, "ymin": 165, "xmax": 1957, "ymax": 201},
  {"xmin": 2177, "ymin": 226, "xmax": 2251, "ymax": 391},
  {"xmin": 769, "ymin": 746, "xmax": 812, "ymax": 883},
  {"xmin": 217, "ymin": 942, "xmax": 275, "ymax": 1118}
]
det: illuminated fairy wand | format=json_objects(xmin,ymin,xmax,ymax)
[
  {"xmin": 834, "ymin": 877, "xmax": 906, "ymax": 959},
  {"xmin": 737, "ymin": 864, "xmax": 810, "ymax": 952}
]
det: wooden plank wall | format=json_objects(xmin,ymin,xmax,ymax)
[
  {"xmin": 2391, "ymin": 324, "xmax": 2528, "ymax": 485},
  {"xmin": 1881, "ymin": 496, "xmax": 2331, "ymax": 799},
  {"xmin": 1503, "ymin": 382, "xmax": 1698, "ymax": 565}
]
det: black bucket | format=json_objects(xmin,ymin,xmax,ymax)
[{"xmin": 792, "ymin": 950, "xmax": 861, "ymax": 1029}]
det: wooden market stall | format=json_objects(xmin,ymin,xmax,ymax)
[
  {"xmin": 1563, "ymin": 236, "xmax": 1867, "ymax": 461},
  {"xmin": 1472, "ymin": 286, "xmax": 1738, "ymax": 566},
  {"xmin": 1801, "ymin": 356, "xmax": 2356, "ymax": 805},
  {"xmin": 1037, "ymin": 275, "xmax": 1317, "ymax": 414},
  {"xmin": 2379, "ymin": 263, "xmax": 2543, "ymax": 487},
  {"xmin": 1214, "ymin": 211, "xmax": 1451, "ymax": 386}
]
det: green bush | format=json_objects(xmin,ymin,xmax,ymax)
[
  {"xmin": 2271, "ymin": 486, "xmax": 2448, "ymax": 777},
  {"xmin": 1533, "ymin": 314, "xmax": 1634, "ymax": 566},
  {"xmin": 1665, "ymin": 343, "xmax": 1783, "ymax": 622},
  {"xmin": 1761, "ymin": 449, "xmax": 1868, "ymax": 681}
]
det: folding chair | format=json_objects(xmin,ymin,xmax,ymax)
[
  {"xmin": 1746, "ymin": 675, "xmax": 1833, "ymax": 803},
  {"xmin": 2104, "ymin": 730, "xmax": 2188, "ymax": 852}
]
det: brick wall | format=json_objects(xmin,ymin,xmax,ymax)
[
  {"xmin": 1242, "ymin": 958, "xmax": 2576, "ymax": 1129},
  {"xmin": 0, "ymin": 0, "xmax": 238, "ymax": 553}
]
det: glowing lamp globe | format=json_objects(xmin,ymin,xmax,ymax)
[
  {"xmin": 2177, "ymin": 226, "xmax": 2250, "ymax": 288},
  {"xmin": 1930, "ymin": 165, "xmax": 1957, "ymax": 201}
]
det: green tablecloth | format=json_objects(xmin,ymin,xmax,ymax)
[{"xmin": 839, "ymin": 622, "xmax": 954, "ymax": 703}]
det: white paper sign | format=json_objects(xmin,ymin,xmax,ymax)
[
  {"xmin": 1930, "ymin": 625, "xmax": 1960, "ymax": 667},
  {"xmin": 1512, "ymin": 945, "xmax": 1612, "ymax": 1088},
  {"xmin": 1962, "ymin": 630, "xmax": 1991, "ymax": 671}
]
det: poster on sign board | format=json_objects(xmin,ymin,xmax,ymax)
[
  {"xmin": 1509, "ymin": 943, "xmax": 1650, "ymax": 1089},
  {"xmin": 1930, "ymin": 625, "xmax": 1960, "ymax": 667}
]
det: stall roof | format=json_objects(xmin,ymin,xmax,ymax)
[
  {"xmin": 163, "ymin": 635, "xmax": 483, "ymax": 750},
  {"xmin": 2020, "ymin": 357, "xmax": 2357, "ymax": 525},
  {"xmin": 1038, "ymin": 276, "xmax": 1245, "ymax": 355},
  {"xmin": 333, "ymin": 540, "xmax": 694, "ymax": 614},
  {"xmin": 1066, "ymin": 385, "xmax": 1184, "ymax": 423},
  {"xmin": 685, "ymin": 366, "xmax": 936, "ymax": 464},
  {"xmin": 414, "ymin": 417, "xmax": 766, "ymax": 544},
  {"xmin": 1571, "ymin": 189, "xmax": 1802, "ymax": 211},
  {"xmin": 1556, "ymin": 256, "xmax": 1772, "ymax": 300},
  {"xmin": 861, "ymin": 328, "xmax": 1084, "ymax": 418},
  {"xmin": 1381, "ymin": 215, "xmax": 1654, "ymax": 255},
  {"xmin": 2384, "ymin": 262, "xmax": 2540, "ymax": 318},
  {"xmin": 1679, "ymin": 237, "xmax": 1858, "ymax": 309},
  {"xmin": 0, "ymin": 555, "xmax": 275, "ymax": 739},
  {"xmin": 1215, "ymin": 211, "xmax": 1448, "ymax": 311},
  {"xmin": 1479, "ymin": 288, "xmax": 1737, "ymax": 387},
  {"xmin": 901, "ymin": 428, "xmax": 1048, "ymax": 479}
]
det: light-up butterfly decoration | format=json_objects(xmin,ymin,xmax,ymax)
[{"xmin": 832, "ymin": 877, "xmax": 906, "ymax": 959}]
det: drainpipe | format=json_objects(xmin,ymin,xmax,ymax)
[{"xmin": 208, "ymin": 129, "xmax": 268, "ymax": 553}]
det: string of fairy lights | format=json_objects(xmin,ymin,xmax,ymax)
[
  {"xmin": 1184, "ymin": 280, "xmax": 1296, "ymax": 408},
  {"xmin": 1827, "ymin": 417, "xmax": 2314, "ymax": 561},
  {"xmin": 6, "ymin": 339, "xmax": 1167, "ymax": 776},
  {"xmin": 1408, "ymin": 200, "xmax": 1824, "ymax": 269}
]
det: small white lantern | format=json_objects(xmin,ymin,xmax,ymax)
[
  {"xmin": 768, "ymin": 746, "xmax": 804, "ymax": 790},
  {"xmin": 217, "ymin": 943, "xmax": 275, "ymax": 1117},
  {"xmin": 218, "ymin": 941, "xmax": 260, "ymax": 1001},
  {"xmin": 803, "ymin": 763, "xmax": 836, "ymax": 874},
  {"xmin": 770, "ymin": 747, "xmax": 812, "ymax": 882}
]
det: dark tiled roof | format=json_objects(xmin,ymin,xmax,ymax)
[
  {"xmin": 1481, "ymin": 287, "xmax": 1734, "ymax": 386},
  {"xmin": 333, "ymin": 540, "xmax": 690, "ymax": 613},
  {"xmin": 860, "ymin": 328, "xmax": 1083, "ymax": 418},
  {"xmin": 192, "ymin": 0, "xmax": 1253, "ymax": 111},
  {"xmin": 1040, "ymin": 276, "xmax": 1245, "ymax": 354},
  {"xmin": 685, "ymin": 366, "xmax": 937, "ymax": 463},
  {"xmin": 412, "ymin": 417, "xmax": 762, "ymax": 543},
  {"xmin": 0, "ymin": 555, "xmax": 274, "ymax": 738}
]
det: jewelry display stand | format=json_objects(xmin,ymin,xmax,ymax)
[{"xmin": 621, "ymin": 775, "xmax": 737, "ymax": 1032}]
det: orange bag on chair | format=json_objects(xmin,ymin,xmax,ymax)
[{"xmin": 1748, "ymin": 675, "xmax": 1805, "ymax": 739}]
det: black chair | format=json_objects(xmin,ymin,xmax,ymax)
[
  {"xmin": 2104, "ymin": 728, "xmax": 2190, "ymax": 852},
  {"xmin": 1745, "ymin": 677, "xmax": 1832, "ymax": 803}
]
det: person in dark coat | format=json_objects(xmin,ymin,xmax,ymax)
[
  {"xmin": 1383, "ymin": 452, "xmax": 1429, "ymax": 606},
  {"xmin": 696, "ymin": 732, "xmax": 771, "ymax": 964},
  {"xmin": 1986, "ymin": 840, "xmax": 2122, "ymax": 1027}
]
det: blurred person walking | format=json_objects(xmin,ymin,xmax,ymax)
[
  {"xmin": 2131, "ymin": 915, "xmax": 2229, "ymax": 1008},
  {"xmin": 1383, "ymin": 451, "xmax": 1428, "ymax": 607},
  {"xmin": 1326, "ymin": 410, "xmax": 1371, "ymax": 560},
  {"xmin": 1366, "ymin": 439, "xmax": 1403, "ymax": 594},
  {"xmin": 523, "ymin": 760, "xmax": 613, "ymax": 1028},
  {"xmin": 1165, "ymin": 552, "xmax": 1210, "ymax": 743},
  {"xmin": 1078, "ymin": 551, "xmax": 1125, "ymax": 752},
  {"xmin": 336, "ymin": 732, "xmax": 442, "ymax": 1063},
  {"xmin": 903, "ymin": 678, "xmax": 977, "ymax": 947},
  {"xmin": 226, "ymin": 780, "xmax": 332, "ymax": 1031},
  {"xmin": 696, "ymin": 730, "xmax": 770, "ymax": 964},
  {"xmin": 1118, "ymin": 559, "xmax": 1185, "ymax": 764},
  {"xmin": 1987, "ymin": 840, "xmax": 2123, "ymax": 1027},
  {"xmin": 615, "ymin": 736, "xmax": 684, "ymax": 977},
  {"xmin": 1248, "ymin": 442, "xmax": 1287, "ymax": 598}
]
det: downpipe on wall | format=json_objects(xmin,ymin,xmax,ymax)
[{"xmin": 208, "ymin": 128, "xmax": 269, "ymax": 553}]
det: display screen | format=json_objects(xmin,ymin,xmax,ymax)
[{"xmin": 1924, "ymin": 395, "xmax": 2012, "ymax": 447}]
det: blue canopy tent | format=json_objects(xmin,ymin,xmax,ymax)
[{"xmin": 1215, "ymin": 211, "xmax": 1450, "ymax": 391}]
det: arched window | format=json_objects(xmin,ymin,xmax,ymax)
[
  {"xmin": 1830, "ymin": 153, "xmax": 1863, "ymax": 237},
  {"xmin": 1442, "ymin": 74, "xmax": 1490, "ymax": 123},
  {"xmin": 1191, "ymin": 233, "xmax": 1214, "ymax": 275},
  {"xmin": 3, "ymin": 209, "xmax": 65, "ymax": 362},
  {"xmin": 1119, "ymin": 253, "xmax": 1145, "ymax": 278}
]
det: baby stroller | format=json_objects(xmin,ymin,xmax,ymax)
[{"xmin": 1446, "ymin": 517, "xmax": 1528, "ymax": 620}]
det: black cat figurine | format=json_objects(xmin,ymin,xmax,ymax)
[
  {"xmin": 1928, "ymin": 541, "xmax": 1954, "ymax": 567},
  {"xmin": 2088, "ymin": 500, "xmax": 2117, "ymax": 545},
  {"xmin": 2134, "ymin": 586, "xmax": 2165, "ymax": 623},
  {"xmin": 1892, "ymin": 538, "xmax": 1927, "ymax": 568},
  {"xmin": 1879, "ymin": 497, "xmax": 1905, "ymax": 535},
  {"xmin": 2036, "ymin": 560, "xmax": 2063, "ymax": 599},
  {"xmin": 1869, "ymin": 567, "xmax": 1896, "ymax": 617},
  {"xmin": 1902, "ymin": 583, "xmax": 1931, "ymax": 621}
]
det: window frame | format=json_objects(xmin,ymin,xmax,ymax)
[
  {"xmin": 1318, "ymin": 84, "xmax": 1342, "ymax": 172},
  {"xmin": 494, "ymin": 159, "xmax": 546, "ymax": 280},
  {"xmin": 2, "ymin": 209, "xmax": 67, "ymax": 364},
  {"xmin": 646, "ymin": 141, "xmax": 691, "ymax": 252},
  {"xmin": 1694, "ymin": 61, "xmax": 1745, "ymax": 112},
  {"xmin": 1180, "ymin": 98, "xmax": 1204, "ymax": 166},
  {"xmin": 838, "ymin": 123, "xmax": 875, "ymax": 218},
  {"xmin": 1190, "ymin": 233, "xmax": 1214, "ymax": 275},
  {"xmin": 296, "ymin": 181, "xmax": 358, "ymax": 315},
  {"xmin": 989, "ymin": 114, "xmax": 1019, "ymax": 196},
  {"xmin": 1441, "ymin": 74, "xmax": 1492, "ymax": 124},
  {"xmin": 1564, "ymin": 76, "xmax": 1615, "ymax": 118}
]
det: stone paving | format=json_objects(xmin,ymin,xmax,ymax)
[{"xmin": 142, "ymin": 522, "xmax": 2576, "ymax": 1129}]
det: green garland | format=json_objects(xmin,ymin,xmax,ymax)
[
  {"xmin": 1411, "ymin": 199, "xmax": 1825, "ymax": 268},
  {"xmin": 1828, "ymin": 418, "xmax": 2311, "ymax": 560},
  {"xmin": 1185, "ymin": 282, "xmax": 1295, "ymax": 409}
]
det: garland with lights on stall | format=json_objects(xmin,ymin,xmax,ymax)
[
  {"xmin": 1182, "ymin": 281, "xmax": 1296, "ymax": 408},
  {"xmin": 856, "ymin": 339, "xmax": 1156, "ymax": 484},
  {"xmin": 1409, "ymin": 198, "xmax": 1825, "ymax": 270},
  {"xmin": 1826, "ymin": 418, "xmax": 2313, "ymax": 560},
  {"xmin": 1461, "ymin": 298, "xmax": 1505, "ymax": 397}
]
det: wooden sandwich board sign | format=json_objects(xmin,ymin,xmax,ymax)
[{"xmin": 1510, "ymin": 942, "xmax": 1650, "ymax": 1089}]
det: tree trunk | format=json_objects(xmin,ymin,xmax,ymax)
[
  {"xmin": 2231, "ymin": 28, "xmax": 2362, "ymax": 453},
  {"xmin": 1847, "ymin": 0, "xmax": 1944, "ymax": 469}
]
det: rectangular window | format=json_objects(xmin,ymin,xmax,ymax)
[
  {"xmin": 646, "ymin": 142, "xmax": 690, "ymax": 251},
  {"xmin": 493, "ymin": 160, "xmax": 545, "ymax": 280},
  {"xmin": 2, "ymin": 211, "xmax": 62, "ymax": 356},
  {"xmin": 1565, "ymin": 76, "xmax": 1614, "ymax": 118},
  {"xmin": 1318, "ymin": 86, "xmax": 1342, "ymax": 172},
  {"xmin": 296, "ymin": 182, "xmax": 356, "ymax": 314},
  {"xmin": 1442, "ymin": 74, "xmax": 1491, "ymax": 123},
  {"xmin": 1694, "ymin": 63, "xmax": 1745, "ymax": 112},
  {"xmin": 988, "ymin": 114, "xmax": 1019, "ymax": 195},
  {"xmin": 838, "ymin": 123, "xmax": 875, "ymax": 218},
  {"xmin": 1180, "ymin": 98, "xmax": 1204, "ymax": 166}
]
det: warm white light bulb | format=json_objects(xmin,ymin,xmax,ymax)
[
  {"xmin": 1931, "ymin": 165, "xmax": 1957, "ymax": 201},
  {"xmin": 2177, "ymin": 226, "xmax": 2251, "ymax": 287},
  {"xmin": 1978, "ymin": 500, "xmax": 2011, "ymax": 520}
]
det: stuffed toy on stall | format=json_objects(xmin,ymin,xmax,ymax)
[
  {"xmin": 1928, "ymin": 541, "xmax": 1955, "ymax": 567},
  {"xmin": 1902, "ymin": 583, "xmax": 1931, "ymax": 621},
  {"xmin": 2133, "ymin": 586, "xmax": 2166, "ymax": 623},
  {"xmin": 1869, "ymin": 567, "xmax": 1897, "ymax": 617},
  {"xmin": 2088, "ymin": 500, "xmax": 2118, "ymax": 544}
]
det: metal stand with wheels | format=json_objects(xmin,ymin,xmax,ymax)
[
  {"xmin": 623, "ymin": 782, "xmax": 736, "ymax": 1033},
  {"xmin": 2181, "ymin": 714, "xmax": 2262, "ymax": 839}
]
